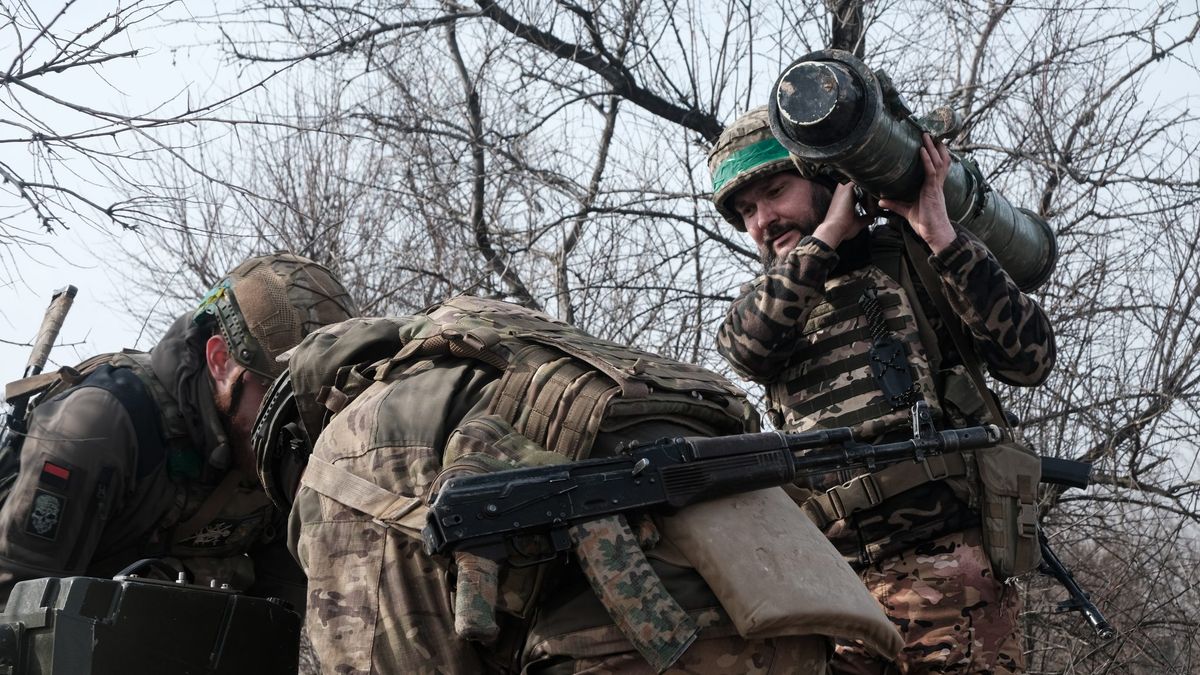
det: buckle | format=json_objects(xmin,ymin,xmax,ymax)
[
  {"xmin": 1018, "ymin": 503, "xmax": 1038, "ymax": 538},
  {"xmin": 827, "ymin": 473, "xmax": 883, "ymax": 520},
  {"xmin": 922, "ymin": 453, "xmax": 952, "ymax": 482}
]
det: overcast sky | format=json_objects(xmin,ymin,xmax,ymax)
[{"xmin": 0, "ymin": 1, "xmax": 260, "ymax": 375}]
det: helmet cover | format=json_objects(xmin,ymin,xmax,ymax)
[
  {"xmin": 708, "ymin": 106, "xmax": 836, "ymax": 230},
  {"xmin": 193, "ymin": 253, "xmax": 357, "ymax": 379}
]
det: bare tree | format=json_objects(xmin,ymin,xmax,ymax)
[
  {"xmin": 0, "ymin": 0, "xmax": 295, "ymax": 291},
  {"xmin": 123, "ymin": 0, "xmax": 1200, "ymax": 670}
]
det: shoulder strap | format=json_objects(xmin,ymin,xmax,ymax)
[
  {"xmin": 300, "ymin": 456, "xmax": 428, "ymax": 538},
  {"xmin": 108, "ymin": 352, "xmax": 194, "ymax": 443},
  {"xmin": 901, "ymin": 228, "xmax": 1008, "ymax": 428},
  {"xmin": 68, "ymin": 364, "xmax": 167, "ymax": 481}
]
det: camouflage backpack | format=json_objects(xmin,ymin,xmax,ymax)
[
  {"xmin": 256, "ymin": 298, "xmax": 758, "ymax": 513},
  {"xmin": 254, "ymin": 297, "xmax": 763, "ymax": 671}
]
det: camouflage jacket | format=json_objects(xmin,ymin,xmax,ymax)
[
  {"xmin": 718, "ymin": 225, "xmax": 1055, "ymax": 410},
  {"xmin": 289, "ymin": 349, "xmax": 757, "ymax": 674},
  {"xmin": 0, "ymin": 315, "xmax": 296, "ymax": 606},
  {"xmin": 286, "ymin": 306, "xmax": 865, "ymax": 674}
]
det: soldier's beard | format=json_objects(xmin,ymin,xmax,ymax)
[
  {"xmin": 760, "ymin": 222, "xmax": 813, "ymax": 268},
  {"xmin": 214, "ymin": 372, "xmax": 256, "ymax": 471},
  {"xmin": 213, "ymin": 371, "xmax": 244, "ymax": 417},
  {"xmin": 758, "ymin": 189, "xmax": 832, "ymax": 270}
]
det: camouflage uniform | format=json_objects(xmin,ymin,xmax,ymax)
[
  {"xmin": 709, "ymin": 110, "xmax": 1055, "ymax": 674},
  {"xmin": 284, "ymin": 301, "xmax": 897, "ymax": 675},
  {"xmin": 0, "ymin": 254, "xmax": 355, "ymax": 609}
]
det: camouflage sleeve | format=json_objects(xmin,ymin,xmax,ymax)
[
  {"xmin": 0, "ymin": 387, "xmax": 133, "ymax": 604},
  {"xmin": 289, "ymin": 361, "xmax": 496, "ymax": 674},
  {"xmin": 929, "ymin": 230, "xmax": 1056, "ymax": 386},
  {"xmin": 716, "ymin": 237, "xmax": 839, "ymax": 382}
]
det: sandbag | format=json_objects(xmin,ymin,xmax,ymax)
[{"xmin": 659, "ymin": 488, "xmax": 904, "ymax": 660}]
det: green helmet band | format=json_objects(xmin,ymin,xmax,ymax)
[{"xmin": 710, "ymin": 136, "xmax": 792, "ymax": 194}]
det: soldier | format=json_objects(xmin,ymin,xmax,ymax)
[
  {"xmin": 0, "ymin": 253, "xmax": 356, "ymax": 608},
  {"xmin": 707, "ymin": 107, "xmax": 1056, "ymax": 674},
  {"xmin": 256, "ymin": 297, "xmax": 903, "ymax": 674}
]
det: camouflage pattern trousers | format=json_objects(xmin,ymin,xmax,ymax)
[{"xmin": 830, "ymin": 528, "xmax": 1024, "ymax": 675}]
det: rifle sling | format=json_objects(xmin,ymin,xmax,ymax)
[{"xmin": 803, "ymin": 451, "xmax": 968, "ymax": 528}]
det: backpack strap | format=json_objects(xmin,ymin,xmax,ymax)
[
  {"xmin": 300, "ymin": 456, "xmax": 428, "ymax": 538},
  {"xmin": 71, "ymin": 364, "xmax": 166, "ymax": 481}
]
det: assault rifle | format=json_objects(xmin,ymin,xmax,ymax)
[
  {"xmin": 426, "ymin": 404, "xmax": 1116, "ymax": 642},
  {"xmin": 0, "ymin": 286, "xmax": 78, "ymax": 486},
  {"xmin": 424, "ymin": 402, "xmax": 999, "ymax": 559}
]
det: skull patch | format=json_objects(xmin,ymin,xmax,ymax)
[{"xmin": 25, "ymin": 489, "xmax": 65, "ymax": 541}]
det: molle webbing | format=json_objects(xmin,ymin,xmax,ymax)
[
  {"xmin": 382, "ymin": 296, "xmax": 755, "ymax": 668},
  {"xmin": 785, "ymin": 353, "xmax": 872, "ymax": 391},
  {"xmin": 414, "ymin": 297, "xmax": 754, "ymax": 448},
  {"xmin": 782, "ymin": 372, "xmax": 897, "ymax": 425},
  {"xmin": 490, "ymin": 345, "xmax": 615, "ymax": 459},
  {"xmin": 792, "ymin": 319, "xmax": 907, "ymax": 361},
  {"xmin": 805, "ymin": 292, "xmax": 902, "ymax": 334},
  {"xmin": 392, "ymin": 331, "xmax": 508, "ymax": 372}
]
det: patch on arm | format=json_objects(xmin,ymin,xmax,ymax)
[
  {"xmin": 24, "ymin": 489, "xmax": 67, "ymax": 541},
  {"xmin": 39, "ymin": 461, "xmax": 72, "ymax": 491}
]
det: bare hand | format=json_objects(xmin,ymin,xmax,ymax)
[
  {"xmin": 812, "ymin": 182, "xmax": 872, "ymax": 250},
  {"xmin": 878, "ymin": 133, "xmax": 956, "ymax": 253}
]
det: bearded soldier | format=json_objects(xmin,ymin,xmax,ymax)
[
  {"xmin": 708, "ymin": 108, "xmax": 1056, "ymax": 674},
  {"xmin": 256, "ymin": 297, "xmax": 904, "ymax": 674},
  {"xmin": 0, "ymin": 253, "xmax": 356, "ymax": 608}
]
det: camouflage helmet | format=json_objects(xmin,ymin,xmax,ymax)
[
  {"xmin": 193, "ymin": 253, "xmax": 358, "ymax": 379},
  {"xmin": 707, "ymin": 106, "xmax": 836, "ymax": 230}
]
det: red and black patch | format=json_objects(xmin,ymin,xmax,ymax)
[
  {"xmin": 24, "ymin": 489, "xmax": 66, "ymax": 541},
  {"xmin": 38, "ymin": 461, "xmax": 72, "ymax": 492}
]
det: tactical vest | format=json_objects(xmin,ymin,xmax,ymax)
[
  {"xmin": 301, "ymin": 296, "xmax": 759, "ymax": 539},
  {"xmin": 769, "ymin": 264, "xmax": 940, "ymax": 441},
  {"xmin": 404, "ymin": 296, "xmax": 757, "ymax": 444},
  {"xmin": 767, "ymin": 235, "xmax": 978, "ymax": 565},
  {"xmin": 771, "ymin": 230, "xmax": 1040, "ymax": 576},
  {"xmin": 294, "ymin": 298, "xmax": 764, "ymax": 670}
]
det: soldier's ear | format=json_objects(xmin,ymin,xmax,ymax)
[{"xmin": 205, "ymin": 334, "xmax": 238, "ymax": 386}]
